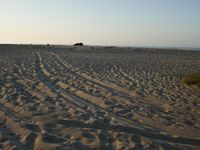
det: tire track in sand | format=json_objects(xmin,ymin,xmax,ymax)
[{"xmin": 34, "ymin": 52, "xmax": 200, "ymax": 147}]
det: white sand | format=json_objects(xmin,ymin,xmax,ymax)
[{"xmin": 0, "ymin": 45, "xmax": 200, "ymax": 150}]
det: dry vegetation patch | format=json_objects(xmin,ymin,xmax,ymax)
[{"xmin": 183, "ymin": 72, "xmax": 200, "ymax": 89}]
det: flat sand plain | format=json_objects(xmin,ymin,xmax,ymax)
[{"xmin": 0, "ymin": 45, "xmax": 200, "ymax": 150}]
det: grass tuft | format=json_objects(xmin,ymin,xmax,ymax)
[{"xmin": 183, "ymin": 72, "xmax": 200, "ymax": 89}]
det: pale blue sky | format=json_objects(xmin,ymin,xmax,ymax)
[{"xmin": 0, "ymin": 0, "xmax": 200, "ymax": 47}]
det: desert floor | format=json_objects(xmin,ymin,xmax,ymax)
[{"xmin": 0, "ymin": 45, "xmax": 200, "ymax": 150}]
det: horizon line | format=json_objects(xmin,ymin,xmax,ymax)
[{"xmin": 0, "ymin": 42, "xmax": 200, "ymax": 50}]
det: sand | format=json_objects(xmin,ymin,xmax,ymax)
[{"xmin": 0, "ymin": 44, "xmax": 200, "ymax": 150}]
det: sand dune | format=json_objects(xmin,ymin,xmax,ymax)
[{"xmin": 0, "ymin": 45, "xmax": 200, "ymax": 149}]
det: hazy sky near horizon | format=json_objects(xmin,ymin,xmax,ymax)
[{"xmin": 0, "ymin": 0, "xmax": 200, "ymax": 47}]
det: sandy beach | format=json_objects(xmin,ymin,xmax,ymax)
[{"xmin": 0, "ymin": 44, "xmax": 200, "ymax": 150}]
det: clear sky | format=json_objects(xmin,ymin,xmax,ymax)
[{"xmin": 0, "ymin": 0, "xmax": 200, "ymax": 47}]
